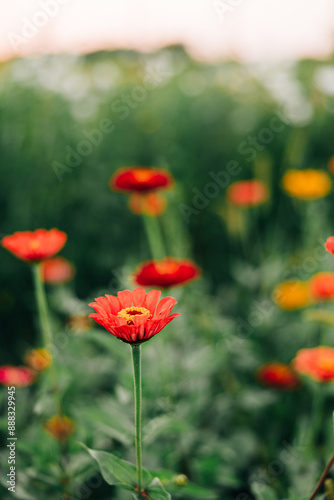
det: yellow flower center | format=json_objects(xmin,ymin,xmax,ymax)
[
  {"xmin": 117, "ymin": 306, "xmax": 152, "ymax": 325},
  {"xmin": 29, "ymin": 239, "xmax": 40, "ymax": 250},
  {"xmin": 317, "ymin": 357, "xmax": 334, "ymax": 372},
  {"xmin": 155, "ymin": 261, "xmax": 180, "ymax": 275},
  {"xmin": 132, "ymin": 169, "xmax": 153, "ymax": 183}
]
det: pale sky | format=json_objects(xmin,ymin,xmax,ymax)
[{"xmin": 1, "ymin": 0, "xmax": 334, "ymax": 62}]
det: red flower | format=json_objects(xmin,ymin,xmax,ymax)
[
  {"xmin": 0, "ymin": 366, "xmax": 35, "ymax": 387},
  {"xmin": 89, "ymin": 288, "xmax": 180, "ymax": 344},
  {"xmin": 129, "ymin": 192, "xmax": 167, "ymax": 216},
  {"xmin": 2, "ymin": 229, "xmax": 67, "ymax": 262},
  {"xmin": 110, "ymin": 167, "xmax": 173, "ymax": 192},
  {"xmin": 325, "ymin": 236, "xmax": 334, "ymax": 256},
  {"xmin": 309, "ymin": 272, "xmax": 334, "ymax": 301},
  {"xmin": 134, "ymin": 258, "xmax": 201, "ymax": 288},
  {"xmin": 40, "ymin": 257, "xmax": 75, "ymax": 284},
  {"xmin": 293, "ymin": 346, "xmax": 334, "ymax": 383},
  {"xmin": 227, "ymin": 180, "xmax": 269, "ymax": 207},
  {"xmin": 256, "ymin": 362, "xmax": 301, "ymax": 390}
]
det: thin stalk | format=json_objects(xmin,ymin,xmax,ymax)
[
  {"xmin": 141, "ymin": 213, "xmax": 165, "ymax": 260},
  {"xmin": 307, "ymin": 386, "xmax": 325, "ymax": 453},
  {"xmin": 131, "ymin": 344, "xmax": 143, "ymax": 495},
  {"xmin": 308, "ymin": 451, "xmax": 334, "ymax": 500},
  {"xmin": 32, "ymin": 263, "xmax": 53, "ymax": 348}
]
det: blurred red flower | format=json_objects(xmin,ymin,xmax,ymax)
[
  {"xmin": 44, "ymin": 415, "xmax": 75, "ymax": 443},
  {"xmin": 110, "ymin": 167, "xmax": 173, "ymax": 192},
  {"xmin": 0, "ymin": 366, "xmax": 35, "ymax": 387},
  {"xmin": 89, "ymin": 288, "xmax": 180, "ymax": 344},
  {"xmin": 129, "ymin": 192, "xmax": 167, "ymax": 216},
  {"xmin": 293, "ymin": 346, "xmax": 334, "ymax": 382},
  {"xmin": 256, "ymin": 362, "xmax": 301, "ymax": 390},
  {"xmin": 325, "ymin": 236, "xmax": 334, "ymax": 256},
  {"xmin": 2, "ymin": 229, "xmax": 67, "ymax": 262},
  {"xmin": 40, "ymin": 257, "xmax": 75, "ymax": 284},
  {"xmin": 227, "ymin": 180, "xmax": 268, "ymax": 207},
  {"xmin": 309, "ymin": 272, "xmax": 334, "ymax": 301},
  {"xmin": 134, "ymin": 258, "xmax": 201, "ymax": 288}
]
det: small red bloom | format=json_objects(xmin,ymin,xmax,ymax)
[
  {"xmin": 309, "ymin": 272, "xmax": 334, "ymax": 301},
  {"xmin": 293, "ymin": 346, "xmax": 334, "ymax": 383},
  {"xmin": 129, "ymin": 192, "xmax": 167, "ymax": 216},
  {"xmin": 40, "ymin": 257, "xmax": 75, "ymax": 284},
  {"xmin": 227, "ymin": 180, "xmax": 269, "ymax": 207},
  {"xmin": 325, "ymin": 237, "xmax": 334, "ymax": 256},
  {"xmin": 134, "ymin": 258, "xmax": 201, "ymax": 288},
  {"xmin": 0, "ymin": 366, "xmax": 35, "ymax": 387},
  {"xmin": 256, "ymin": 362, "xmax": 301, "ymax": 390},
  {"xmin": 110, "ymin": 167, "xmax": 174, "ymax": 192},
  {"xmin": 2, "ymin": 229, "xmax": 67, "ymax": 262},
  {"xmin": 89, "ymin": 288, "xmax": 180, "ymax": 344}
]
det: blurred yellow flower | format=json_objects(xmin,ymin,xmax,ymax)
[
  {"xmin": 44, "ymin": 415, "xmax": 75, "ymax": 443},
  {"xmin": 272, "ymin": 280, "xmax": 310, "ymax": 310},
  {"xmin": 24, "ymin": 348, "xmax": 52, "ymax": 372},
  {"xmin": 282, "ymin": 169, "xmax": 331, "ymax": 200}
]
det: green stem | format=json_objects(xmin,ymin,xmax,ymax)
[
  {"xmin": 307, "ymin": 386, "xmax": 325, "ymax": 453},
  {"xmin": 131, "ymin": 344, "xmax": 143, "ymax": 495},
  {"xmin": 141, "ymin": 214, "xmax": 165, "ymax": 261},
  {"xmin": 308, "ymin": 451, "xmax": 334, "ymax": 500},
  {"xmin": 32, "ymin": 263, "xmax": 53, "ymax": 348}
]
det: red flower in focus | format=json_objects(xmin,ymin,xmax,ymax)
[
  {"xmin": 325, "ymin": 237, "xmax": 334, "ymax": 256},
  {"xmin": 309, "ymin": 272, "xmax": 334, "ymax": 301},
  {"xmin": 129, "ymin": 192, "xmax": 167, "ymax": 217},
  {"xmin": 44, "ymin": 415, "xmax": 75, "ymax": 443},
  {"xmin": 0, "ymin": 366, "xmax": 35, "ymax": 387},
  {"xmin": 2, "ymin": 229, "xmax": 67, "ymax": 262},
  {"xmin": 293, "ymin": 346, "xmax": 334, "ymax": 383},
  {"xmin": 227, "ymin": 180, "xmax": 269, "ymax": 207},
  {"xmin": 256, "ymin": 362, "xmax": 301, "ymax": 390},
  {"xmin": 110, "ymin": 167, "xmax": 173, "ymax": 192},
  {"xmin": 134, "ymin": 258, "xmax": 201, "ymax": 288},
  {"xmin": 40, "ymin": 257, "xmax": 75, "ymax": 284},
  {"xmin": 89, "ymin": 288, "xmax": 180, "ymax": 344}
]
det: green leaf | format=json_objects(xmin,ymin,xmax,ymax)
[
  {"xmin": 146, "ymin": 477, "xmax": 171, "ymax": 500},
  {"xmin": 82, "ymin": 445, "xmax": 153, "ymax": 491}
]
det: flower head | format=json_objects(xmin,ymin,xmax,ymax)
[
  {"xmin": 282, "ymin": 169, "xmax": 331, "ymax": 200},
  {"xmin": 325, "ymin": 236, "xmax": 334, "ymax": 256},
  {"xmin": 256, "ymin": 362, "xmax": 301, "ymax": 390},
  {"xmin": 89, "ymin": 288, "xmax": 180, "ymax": 344},
  {"xmin": 44, "ymin": 415, "xmax": 75, "ymax": 443},
  {"xmin": 110, "ymin": 167, "xmax": 173, "ymax": 193},
  {"xmin": 309, "ymin": 272, "xmax": 334, "ymax": 301},
  {"xmin": 129, "ymin": 192, "xmax": 167, "ymax": 217},
  {"xmin": 66, "ymin": 314, "xmax": 93, "ymax": 333},
  {"xmin": 0, "ymin": 366, "xmax": 35, "ymax": 387},
  {"xmin": 272, "ymin": 281, "xmax": 310, "ymax": 310},
  {"xmin": 40, "ymin": 257, "xmax": 75, "ymax": 284},
  {"xmin": 293, "ymin": 346, "xmax": 334, "ymax": 383},
  {"xmin": 134, "ymin": 258, "xmax": 201, "ymax": 288},
  {"xmin": 24, "ymin": 348, "xmax": 52, "ymax": 372},
  {"xmin": 2, "ymin": 229, "xmax": 67, "ymax": 262},
  {"xmin": 226, "ymin": 180, "xmax": 269, "ymax": 207}
]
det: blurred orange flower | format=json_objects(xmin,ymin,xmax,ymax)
[
  {"xmin": 134, "ymin": 258, "xmax": 201, "ymax": 288},
  {"xmin": 66, "ymin": 314, "xmax": 93, "ymax": 333},
  {"xmin": 129, "ymin": 192, "xmax": 167, "ymax": 217},
  {"xmin": 40, "ymin": 257, "xmax": 75, "ymax": 284},
  {"xmin": 0, "ymin": 366, "xmax": 35, "ymax": 387},
  {"xmin": 309, "ymin": 272, "xmax": 334, "ymax": 301},
  {"xmin": 293, "ymin": 346, "xmax": 334, "ymax": 382},
  {"xmin": 89, "ymin": 288, "xmax": 180, "ymax": 344},
  {"xmin": 226, "ymin": 180, "xmax": 269, "ymax": 207},
  {"xmin": 272, "ymin": 281, "xmax": 310, "ymax": 310},
  {"xmin": 325, "ymin": 236, "xmax": 334, "ymax": 256},
  {"xmin": 24, "ymin": 348, "xmax": 52, "ymax": 372},
  {"xmin": 110, "ymin": 167, "xmax": 173, "ymax": 192},
  {"xmin": 282, "ymin": 169, "xmax": 331, "ymax": 200},
  {"xmin": 2, "ymin": 229, "xmax": 67, "ymax": 262},
  {"xmin": 256, "ymin": 362, "xmax": 301, "ymax": 390},
  {"xmin": 44, "ymin": 415, "xmax": 75, "ymax": 443}
]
